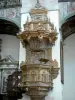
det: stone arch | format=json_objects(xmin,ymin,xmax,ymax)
[
  {"xmin": 0, "ymin": 17, "xmax": 20, "ymax": 62},
  {"xmin": 0, "ymin": 17, "xmax": 20, "ymax": 28},
  {"xmin": 61, "ymin": 15, "xmax": 75, "ymax": 40},
  {"xmin": 60, "ymin": 12, "xmax": 75, "ymax": 27},
  {"xmin": 0, "ymin": 17, "xmax": 20, "ymax": 36},
  {"xmin": 60, "ymin": 13, "xmax": 75, "ymax": 84},
  {"xmin": 63, "ymin": 33, "xmax": 75, "ymax": 100}
]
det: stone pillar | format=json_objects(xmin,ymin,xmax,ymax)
[
  {"xmin": 0, "ymin": 39, "xmax": 2, "ymax": 59},
  {"xmin": 60, "ymin": 28, "xmax": 64, "ymax": 84}
]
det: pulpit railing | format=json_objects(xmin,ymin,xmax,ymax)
[{"xmin": 22, "ymin": 74, "xmax": 52, "ymax": 83}]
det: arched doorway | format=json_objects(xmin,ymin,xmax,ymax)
[
  {"xmin": 0, "ymin": 18, "xmax": 20, "ymax": 100},
  {"xmin": 0, "ymin": 18, "xmax": 19, "ymax": 35},
  {"xmin": 61, "ymin": 15, "xmax": 75, "ymax": 100},
  {"xmin": 0, "ymin": 18, "xmax": 20, "ymax": 60},
  {"xmin": 60, "ymin": 14, "xmax": 75, "ymax": 83}
]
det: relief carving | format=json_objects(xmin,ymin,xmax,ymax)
[{"xmin": 17, "ymin": 0, "xmax": 59, "ymax": 100}]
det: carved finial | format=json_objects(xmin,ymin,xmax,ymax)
[
  {"xmin": 37, "ymin": 0, "xmax": 39, "ymax": 3},
  {"xmin": 35, "ymin": 0, "xmax": 42, "ymax": 8}
]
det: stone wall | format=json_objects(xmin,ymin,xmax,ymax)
[
  {"xmin": 59, "ymin": 2, "xmax": 75, "ymax": 25},
  {"xmin": 63, "ymin": 33, "xmax": 75, "ymax": 100},
  {"xmin": 0, "ymin": 7, "xmax": 21, "ymax": 27},
  {"xmin": 0, "ymin": 35, "xmax": 20, "ymax": 61},
  {"xmin": 0, "ymin": 35, "xmax": 20, "ymax": 94}
]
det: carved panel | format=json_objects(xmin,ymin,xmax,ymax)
[
  {"xmin": 29, "ymin": 38, "xmax": 41, "ymax": 50},
  {"xmin": 0, "ymin": 0, "xmax": 21, "ymax": 9},
  {"xmin": 59, "ymin": 2, "xmax": 75, "ymax": 22},
  {"xmin": 0, "ymin": 7, "xmax": 21, "ymax": 26},
  {"xmin": 31, "ymin": 51, "xmax": 45, "ymax": 64}
]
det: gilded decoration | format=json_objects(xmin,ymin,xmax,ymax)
[{"xmin": 17, "ymin": 0, "xmax": 59, "ymax": 100}]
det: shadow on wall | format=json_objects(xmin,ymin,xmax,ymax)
[{"xmin": 0, "ymin": 35, "xmax": 20, "ymax": 61}]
